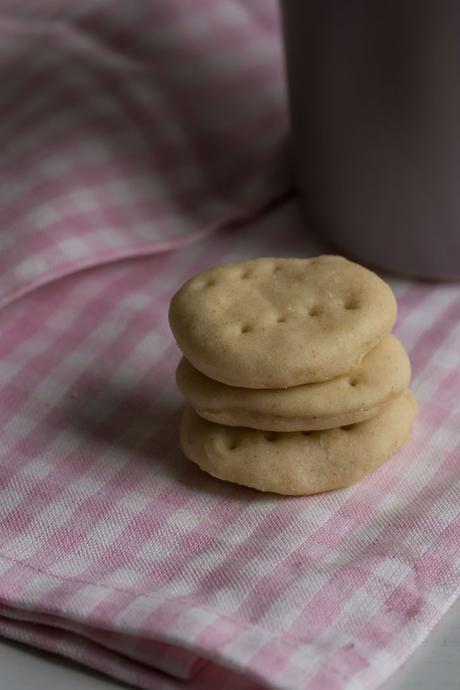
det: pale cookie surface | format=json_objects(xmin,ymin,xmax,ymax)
[
  {"xmin": 169, "ymin": 256, "xmax": 397, "ymax": 388},
  {"xmin": 176, "ymin": 335, "xmax": 411, "ymax": 431},
  {"xmin": 180, "ymin": 391, "xmax": 417, "ymax": 495}
]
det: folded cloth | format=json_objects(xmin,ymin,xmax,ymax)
[
  {"xmin": 0, "ymin": 0, "xmax": 288, "ymax": 309},
  {"xmin": 0, "ymin": 2, "xmax": 459, "ymax": 690},
  {"xmin": 0, "ymin": 202, "xmax": 459, "ymax": 690}
]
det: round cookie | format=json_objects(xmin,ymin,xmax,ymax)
[
  {"xmin": 176, "ymin": 335, "xmax": 411, "ymax": 431},
  {"xmin": 180, "ymin": 391, "xmax": 417, "ymax": 496},
  {"xmin": 169, "ymin": 256, "xmax": 397, "ymax": 388}
]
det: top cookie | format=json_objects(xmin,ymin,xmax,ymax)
[{"xmin": 169, "ymin": 256, "xmax": 397, "ymax": 388}]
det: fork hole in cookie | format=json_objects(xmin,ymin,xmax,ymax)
[
  {"xmin": 276, "ymin": 315, "xmax": 287, "ymax": 323},
  {"xmin": 344, "ymin": 297, "xmax": 359, "ymax": 310},
  {"xmin": 228, "ymin": 440, "xmax": 239, "ymax": 450},
  {"xmin": 273, "ymin": 265, "xmax": 283, "ymax": 274},
  {"xmin": 206, "ymin": 279, "xmax": 217, "ymax": 288},
  {"xmin": 264, "ymin": 432, "xmax": 277, "ymax": 442},
  {"xmin": 349, "ymin": 378, "xmax": 359, "ymax": 387},
  {"xmin": 308, "ymin": 306, "xmax": 322, "ymax": 317},
  {"xmin": 241, "ymin": 324, "xmax": 253, "ymax": 334},
  {"xmin": 240, "ymin": 270, "xmax": 251, "ymax": 280}
]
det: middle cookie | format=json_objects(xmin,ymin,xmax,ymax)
[{"xmin": 176, "ymin": 335, "xmax": 411, "ymax": 431}]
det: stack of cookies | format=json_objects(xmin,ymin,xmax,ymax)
[{"xmin": 169, "ymin": 256, "xmax": 417, "ymax": 495}]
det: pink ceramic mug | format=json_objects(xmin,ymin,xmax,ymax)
[{"xmin": 282, "ymin": 0, "xmax": 460, "ymax": 279}]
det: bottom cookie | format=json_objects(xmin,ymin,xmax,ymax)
[{"xmin": 180, "ymin": 391, "xmax": 417, "ymax": 495}]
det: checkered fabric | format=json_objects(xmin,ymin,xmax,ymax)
[
  {"xmin": 0, "ymin": 3, "xmax": 459, "ymax": 690},
  {"xmin": 0, "ymin": 0, "xmax": 287, "ymax": 309}
]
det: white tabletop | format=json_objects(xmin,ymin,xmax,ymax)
[{"xmin": 0, "ymin": 597, "xmax": 459, "ymax": 690}]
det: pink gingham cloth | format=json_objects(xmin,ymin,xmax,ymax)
[
  {"xmin": 0, "ymin": 2, "xmax": 459, "ymax": 690},
  {"xmin": 0, "ymin": 0, "xmax": 287, "ymax": 309}
]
